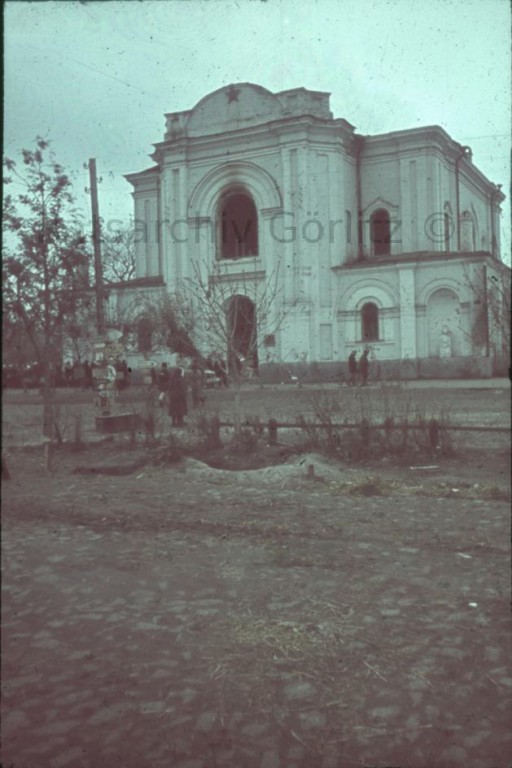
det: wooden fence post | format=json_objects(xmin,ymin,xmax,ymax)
[
  {"xmin": 429, "ymin": 418, "xmax": 439, "ymax": 450},
  {"xmin": 210, "ymin": 416, "xmax": 222, "ymax": 448},
  {"xmin": 268, "ymin": 418, "xmax": 278, "ymax": 445}
]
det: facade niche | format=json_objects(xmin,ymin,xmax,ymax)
[
  {"xmin": 370, "ymin": 208, "xmax": 391, "ymax": 256},
  {"xmin": 443, "ymin": 203, "xmax": 454, "ymax": 252},
  {"xmin": 460, "ymin": 210, "xmax": 475, "ymax": 252},
  {"xmin": 219, "ymin": 191, "xmax": 258, "ymax": 259}
]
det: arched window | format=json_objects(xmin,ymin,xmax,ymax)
[
  {"xmin": 219, "ymin": 191, "xmax": 258, "ymax": 259},
  {"xmin": 137, "ymin": 317, "xmax": 153, "ymax": 353},
  {"xmin": 361, "ymin": 302, "xmax": 379, "ymax": 341},
  {"xmin": 370, "ymin": 208, "xmax": 390, "ymax": 256}
]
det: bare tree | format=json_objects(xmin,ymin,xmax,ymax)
[
  {"xmin": 462, "ymin": 260, "xmax": 511, "ymax": 366},
  {"xmin": 113, "ymin": 260, "xmax": 295, "ymax": 432},
  {"xmin": 486, "ymin": 267, "xmax": 511, "ymax": 361},
  {"xmin": 140, "ymin": 292, "xmax": 199, "ymax": 358},
  {"xmin": 182, "ymin": 259, "xmax": 295, "ymax": 433},
  {"xmin": 101, "ymin": 223, "xmax": 136, "ymax": 284}
]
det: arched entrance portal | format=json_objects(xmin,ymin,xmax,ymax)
[{"xmin": 226, "ymin": 295, "xmax": 258, "ymax": 376}]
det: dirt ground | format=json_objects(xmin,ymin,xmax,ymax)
[{"xmin": 1, "ymin": 382, "xmax": 511, "ymax": 768}]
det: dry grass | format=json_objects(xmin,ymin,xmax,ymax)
[
  {"xmin": 230, "ymin": 616, "xmax": 320, "ymax": 657},
  {"xmin": 328, "ymin": 475, "xmax": 511, "ymax": 501},
  {"xmin": 204, "ymin": 601, "xmax": 377, "ymax": 717},
  {"xmin": 221, "ymin": 599, "xmax": 357, "ymax": 661}
]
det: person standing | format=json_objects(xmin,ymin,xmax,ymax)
[
  {"xmin": 348, "ymin": 350, "xmax": 358, "ymax": 386},
  {"xmin": 157, "ymin": 362, "xmax": 170, "ymax": 407},
  {"xmin": 121, "ymin": 359, "xmax": 130, "ymax": 388},
  {"xmin": 168, "ymin": 367, "xmax": 188, "ymax": 427},
  {"xmin": 105, "ymin": 359, "xmax": 117, "ymax": 389},
  {"xmin": 189, "ymin": 359, "xmax": 205, "ymax": 407},
  {"xmin": 359, "ymin": 348, "xmax": 370, "ymax": 386},
  {"xmin": 83, "ymin": 360, "xmax": 92, "ymax": 389}
]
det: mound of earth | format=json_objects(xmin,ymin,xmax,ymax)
[{"xmin": 183, "ymin": 451, "xmax": 349, "ymax": 485}]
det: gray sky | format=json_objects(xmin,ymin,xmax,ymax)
[{"xmin": 4, "ymin": 0, "xmax": 511, "ymax": 262}]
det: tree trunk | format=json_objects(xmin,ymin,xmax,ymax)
[
  {"xmin": 233, "ymin": 378, "xmax": 242, "ymax": 436},
  {"xmin": 41, "ymin": 362, "xmax": 55, "ymax": 440}
]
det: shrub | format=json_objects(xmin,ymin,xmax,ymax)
[
  {"xmin": 297, "ymin": 383, "xmax": 456, "ymax": 463},
  {"xmin": 151, "ymin": 433, "xmax": 184, "ymax": 465}
]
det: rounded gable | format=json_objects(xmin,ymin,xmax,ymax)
[{"xmin": 187, "ymin": 83, "xmax": 283, "ymax": 137}]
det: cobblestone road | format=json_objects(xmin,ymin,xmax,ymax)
[{"xmin": 2, "ymin": 454, "xmax": 511, "ymax": 768}]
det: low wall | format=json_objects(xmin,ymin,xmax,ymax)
[{"xmin": 258, "ymin": 355, "xmax": 495, "ymax": 384}]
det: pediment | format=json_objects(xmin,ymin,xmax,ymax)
[
  {"xmin": 187, "ymin": 83, "xmax": 283, "ymax": 137},
  {"xmin": 362, "ymin": 197, "xmax": 399, "ymax": 214}
]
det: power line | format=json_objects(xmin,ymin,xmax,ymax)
[{"xmin": 19, "ymin": 41, "xmax": 162, "ymax": 101}]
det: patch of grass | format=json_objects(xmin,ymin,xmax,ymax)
[
  {"xmin": 230, "ymin": 616, "xmax": 318, "ymax": 656},
  {"xmin": 346, "ymin": 475, "xmax": 386, "ymax": 496},
  {"xmin": 226, "ymin": 607, "xmax": 354, "ymax": 660},
  {"xmin": 328, "ymin": 476, "xmax": 511, "ymax": 502}
]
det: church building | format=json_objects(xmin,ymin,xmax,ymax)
[{"xmin": 108, "ymin": 83, "xmax": 508, "ymax": 379}]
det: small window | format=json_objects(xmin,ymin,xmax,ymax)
[
  {"xmin": 370, "ymin": 208, "xmax": 391, "ymax": 256},
  {"xmin": 361, "ymin": 302, "xmax": 379, "ymax": 341},
  {"xmin": 219, "ymin": 192, "xmax": 258, "ymax": 259}
]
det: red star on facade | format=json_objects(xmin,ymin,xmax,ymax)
[{"xmin": 226, "ymin": 85, "xmax": 240, "ymax": 103}]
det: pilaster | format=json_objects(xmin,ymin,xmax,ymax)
[{"xmin": 398, "ymin": 266, "xmax": 417, "ymax": 358}]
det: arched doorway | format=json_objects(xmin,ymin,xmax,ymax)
[{"xmin": 226, "ymin": 295, "xmax": 258, "ymax": 375}]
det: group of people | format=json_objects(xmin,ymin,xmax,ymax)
[
  {"xmin": 347, "ymin": 348, "xmax": 371, "ymax": 386},
  {"xmin": 64, "ymin": 359, "xmax": 130, "ymax": 390},
  {"xmin": 2, "ymin": 357, "xmax": 134, "ymax": 392}
]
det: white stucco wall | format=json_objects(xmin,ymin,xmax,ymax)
[{"xmin": 122, "ymin": 84, "xmax": 504, "ymax": 370}]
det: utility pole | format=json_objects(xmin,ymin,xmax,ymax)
[{"xmin": 89, "ymin": 158, "xmax": 106, "ymax": 336}]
